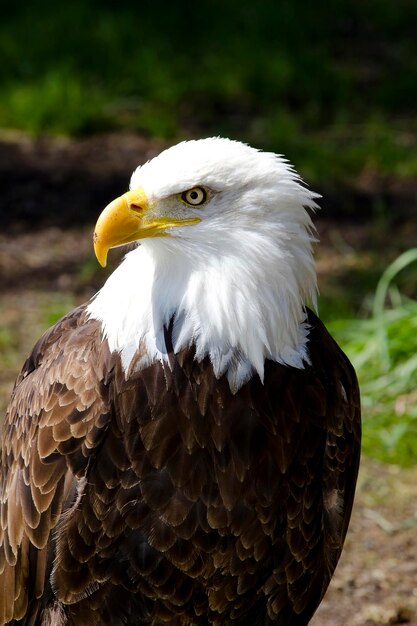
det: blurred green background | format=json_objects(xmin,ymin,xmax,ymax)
[
  {"xmin": 0, "ymin": 0, "xmax": 416, "ymax": 465},
  {"xmin": 1, "ymin": 0, "xmax": 417, "ymax": 183}
]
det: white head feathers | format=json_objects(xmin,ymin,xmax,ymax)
[{"xmin": 88, "ymin": 137, "xmax": 319, "ymax": 392}]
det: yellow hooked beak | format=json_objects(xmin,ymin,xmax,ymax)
[{"xmin": 93, "ymin": 188, "xmax": 201, "ymax": 267}]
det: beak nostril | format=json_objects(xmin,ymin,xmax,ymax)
[{"xmin": 130, "ymin": 203, "xmax": 143, "ymax": 214}]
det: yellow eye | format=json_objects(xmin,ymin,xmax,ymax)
[{"xmin": 181, "ymin": 187, "xmax": 207, "ymax": 206}]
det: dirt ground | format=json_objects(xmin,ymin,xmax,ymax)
[{"xmin": 0, "ymin": 132, "xmax": 416, "ymax": 625}]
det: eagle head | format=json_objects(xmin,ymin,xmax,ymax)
[
  {"xmin": 89, "ymin": 138, "xmax": 319, "ymax": 391},
  {"xmin": 93, "ymin": 137, "xmax": 318, "ymax": 267}
]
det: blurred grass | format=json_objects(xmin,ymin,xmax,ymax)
[
  {"xmin": 327, "ymin": 250, "xmax": 417, "ymax": 466},
  {"xmin": 1, "ymin": 0, "xmax": 417, "ymax": 182}
]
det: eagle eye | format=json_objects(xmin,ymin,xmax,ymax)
[{"xmin": 181, "ymin": 187, "xmax": 207, "ymax": 207}]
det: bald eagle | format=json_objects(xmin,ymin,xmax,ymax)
[{"xmin": 0, "ymin": 138, "xmax": 360, "ymax": 625}]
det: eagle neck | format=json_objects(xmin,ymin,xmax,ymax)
[{"xmin": 87, "ymin": 234, "xmax": 316, "ymax": 392}]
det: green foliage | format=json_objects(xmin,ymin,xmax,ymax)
[
  {"xmin": 0, "ymin": 327, "xmax": 19, "ymax": 369},
  {"xmin": 0, "ymin": 327, "xmax": 17, "ymax": 350},
  {"xmin": 328, "ymin": 250, "xmax": 417, "ymax": 466},
  {"xmin": 42, "ymin": 298, "xmax": 75, "ymax": 328},
  {"xmin": 0, "ymin": 0, "xmax": 416, "ymax": 182}
]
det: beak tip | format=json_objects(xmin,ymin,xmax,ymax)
[{"xmin": 93, "ymin": 235, "xmax": 108, "ymax": 268}]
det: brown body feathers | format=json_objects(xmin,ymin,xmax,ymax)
[{"xmin": 0, "ymin": 305, "xmax": 360, "ymax": 625}]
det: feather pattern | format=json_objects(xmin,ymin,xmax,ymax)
[{"xmin": 0, "ymin": 305, "xmax": 360, "ymax": 625}]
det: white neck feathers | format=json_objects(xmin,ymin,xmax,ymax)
[{"xmin": 87, "ymin": 218, "xmax": 317, "ymax": 392}]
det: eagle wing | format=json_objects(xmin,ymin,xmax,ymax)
[
  {"xmin": 272, "ymin": 308, "xmax": 361, "ymax": 621},
  {"xmin": 0, "ymin": 305, "xmax": 113, "ymax": 623}
]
